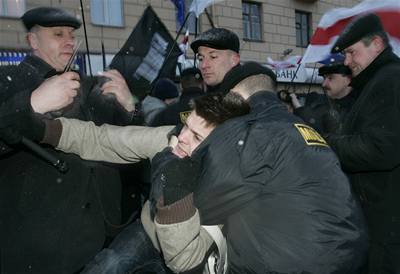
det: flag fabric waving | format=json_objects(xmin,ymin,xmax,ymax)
[
  {"xmin": 178, "ymin": 29, "xmax": 190, "ymax": 69},
  {"xmin": 266, "ymin": 56, "xmax": 302, "ymax": 70},
  {"xmin": 189, "ymin": 0, "xmax": 225, "ymax": 17},
  {"xmin": 171, "ymin": 0, "xmax": 185, "ymax": 27},
  {"xmin": 109, "ymin": 6, "xmax": 182, "ymax": 99},
  {"xmin": 302, "ymin": 0, "xmax": 400, "ymax": 64}
]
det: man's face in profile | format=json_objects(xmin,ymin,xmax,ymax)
[
  {"xmin": 172, "ymin": 110, "xmax": 215, "ymax": 158},
  {"xmin": 322, "ymin": 73, "xmax": 351, "ymax": 99},
  {"xmin": 343, "ymin": 39, "xmax": 380, "ymax": 77},
  {"xmin": 28, "ymin": 26, "xmax": 76, "ymax": 71}
]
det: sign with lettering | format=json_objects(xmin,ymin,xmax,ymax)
[
  {"xmin": 272, "ymin": 65, "xmax": 323, "ymax": 84},
  {"xmin": 0, "ymin": 51, "xmax": 28, "ymax": 66}
]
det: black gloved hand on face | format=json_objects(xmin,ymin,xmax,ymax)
[{"xmin": 158, "ymin": 150, "xmax": 202, "ymax": 206}]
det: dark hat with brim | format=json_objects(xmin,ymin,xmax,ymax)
[
  {"xmin": 22, "ymin": 7, "xmax": 81, "ymax": 31},
  {"xmin": 190, "ymin": 28, "xmax": 240, "ymax": 54},
  {"xmin": 217, "ymin": 62, "xmax": 276, "ymax": 94},
  {"xmin": 318, "ymin": 53, "xmax": 351, "ymax": 76},
  {"xmin": 331, "ymin": 13, "xmax": 384, "ymax": 53},
  {"xmin": 318, "ymin": 64, "xmax": 352, "ymax": 76}
]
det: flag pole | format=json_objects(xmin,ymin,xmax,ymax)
[
  {"xmin": 193, "ymin": 15, "xmax": 198, "ymax": 67},
  {"xmin": 79, "ymin": 0, "xmax": 93, "ymax": 77},
  {"xmin": 156, "ymin": 11, "xmax": 191, "ymax": 82},
  {"xmin": 101, "ymin": 40, "xmax": 106, "ymax": 71},
  {"xmin": 204, "ymin": 9, "xmax": 215, "ymax": 28}
]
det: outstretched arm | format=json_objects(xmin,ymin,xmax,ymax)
[{"xmin": 44, "ymin": 118, "xmax": 173, "ymax": 164}]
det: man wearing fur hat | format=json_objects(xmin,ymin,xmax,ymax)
[
  {"xmin": 0, "ymin": 7, "xmax": 137, "ymax": 274},
  {"xmin": 326, "ymin": 13, "xmax": 400, "ymax": 273}
]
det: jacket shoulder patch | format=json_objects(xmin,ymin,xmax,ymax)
[
  {"xmin": 179, "ymin": 111, "xmax": 191, "ymax": 124},
  {"xmin": 294, "ymin": 123, "xmax": 328, "ymax": 147}
]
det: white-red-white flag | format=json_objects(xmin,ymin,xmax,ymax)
[
  {"xmin": 189, "ymin": 0, "xmax": 225, "ymax": 17},
  {"xmin": 301, "ymin": 0, "xmax": 400, "ymax": 64},
  {"xmin": 178, "ymin": 29, "xmax": 190, "ymax": 67},
  {"xmin": 266, "ymin": 56, "xmax": 302, "ymax": 70}
]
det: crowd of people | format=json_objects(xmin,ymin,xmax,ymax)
[{"xmin": 0, "ymin": 5, "xmax": 399, "ymax": 274}]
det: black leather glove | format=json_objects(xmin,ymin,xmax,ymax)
[
  {"xmin": 160, "ymin": 152, "xmax": 202, "ymax": 206},
  {"xmin": 0, "ymin": 110, "xmax": 46, "ymax": 145},
  {"xmin": 167, "ymin": 123, "xmax": 184, "ymax": 140}
]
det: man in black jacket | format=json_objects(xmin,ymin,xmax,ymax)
[
  {"xmin": 154, "ymin": 62, "xmax": 368, "ymax": 273},
  {"xmin": 327, "ymin": 13, "xmax": 400, "ymax": 273},
  {"xmin": 290, "ymin": 53, "xmax": 356, "ymax": 135},
  {"xmin": 0, "ymin": 7, "xmax": 137, "ymax": 274}
]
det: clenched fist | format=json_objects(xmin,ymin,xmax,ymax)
[{"xmin": 30, "ymin": 71, "xmax": 80, "ymax": 114}]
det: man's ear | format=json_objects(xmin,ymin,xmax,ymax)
[
  {"xmin": 372, "ymin": 36, "xmax": 385, "ymax": 53},
  {"xmin": 27, "ymin": 32, "xmax": 39, "ymax": 50},
  {"xmin": 232, "ymin": 53, "xmax": 240, "ymax": 67}
]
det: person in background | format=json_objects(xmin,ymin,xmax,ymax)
[
  {"xmin": 190, "ymin": 28, "xmax": 241, "ymax": 93},
  {"xmin": 141, "ymin": 77, "xmax": 179, "ymax": 126},
  {"xmin": 327, "ymin": 13, "xmax": 400, "ymax": 273},
  {"xmin": 151, "ymin": 67, "xmax": 205, "ymax": 126},
  {"xmin": 290, "ymin": 53, "xmax": 356, "ymax": 135},
  {"xmin": 0, "ymin": 6, "xmax": 137, "ymax": 274}
]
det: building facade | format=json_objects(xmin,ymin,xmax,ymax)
[{"xmin": 0, "ymin": 0, "xmax": 361, "ymax": 89}]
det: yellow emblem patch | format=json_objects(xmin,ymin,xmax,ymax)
[
  {"xmin": 179, "ymin": 111, "xmax": 191, "ymax": 124},
  {"xmin": 294, "ymin": 124, "xmax": 328, "ymax": 147}
]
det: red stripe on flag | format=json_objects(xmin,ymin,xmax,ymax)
[{"xmin": 310, "ymin": 10, "xmax": 400, "ymax": 45}]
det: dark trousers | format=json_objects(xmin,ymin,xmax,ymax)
[
  {"xmin": 367, "ymin": 242, "xmax": 400, "ymax": 274},
  {"xmin": 80, "ymin": 221, "xmax": 169, "ymax": 274}
]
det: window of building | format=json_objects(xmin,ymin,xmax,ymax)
[
  {"xmin": 242, "ymin": 1, "xmax": 262, "ymax": 41},
  {"xmin": 0, "ymin": 0, "xmax": 25, "ymax": 18},
  {"xmin": 295, "ymin": 10, "xmax": 311, "ymax": 48},
  {"xmin": 91, "ymin": 0, "xmax": 123, "ymax": 27}
]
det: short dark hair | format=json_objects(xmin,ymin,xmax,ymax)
[
  {"xmin": 191, "ymin": 93, "xmax": 249, "ymax": 127},
  {"xmin": 361, "ymin": 31, "xmax": 389, "ymax": 48}
]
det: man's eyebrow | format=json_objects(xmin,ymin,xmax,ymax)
[{"xmin": 188, "ymin": 125, "xmax": 204, "ymax": 140}]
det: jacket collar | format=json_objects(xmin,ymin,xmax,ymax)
[
  {"xmin": 332, "ymin": 89, "xmax": 357, "ymax": 108},
  {"xmin": 248, "ymin": 90, "xmax": 282, "ymax": 111},
  {"xmin": 350, "ymin": 47, "xmax": 400, "ymax": 90},
  {"xmin": 21, "ymin": 55, "xmax": 58, "ymax": 79}
]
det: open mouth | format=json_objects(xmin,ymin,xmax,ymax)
[{"xmin": 173, "ymin": 145, "xmax": 188, "ymax": 158}]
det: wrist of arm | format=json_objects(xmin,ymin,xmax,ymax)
[{"xmin": 156, "ymin": 193, "xmax": 196, "ymax": 224}]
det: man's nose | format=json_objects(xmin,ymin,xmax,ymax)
[
  {"xmin": 177, "ymin": 128, "xmax": 189, "ymax": 143},
  {"xmin": 344, "ymin": 54, "xmax": 351, "ymax": 66},
  {"xmin": 322, "ymin": 79, "xmax": 328, "ymax": 88},
  {"xmin": 200, "ymin": 59, "xmax": 209, "ymax": 69},
  {"xmin": 65, "ymin": 36, "xmax": 75, "ymax": 47}
]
